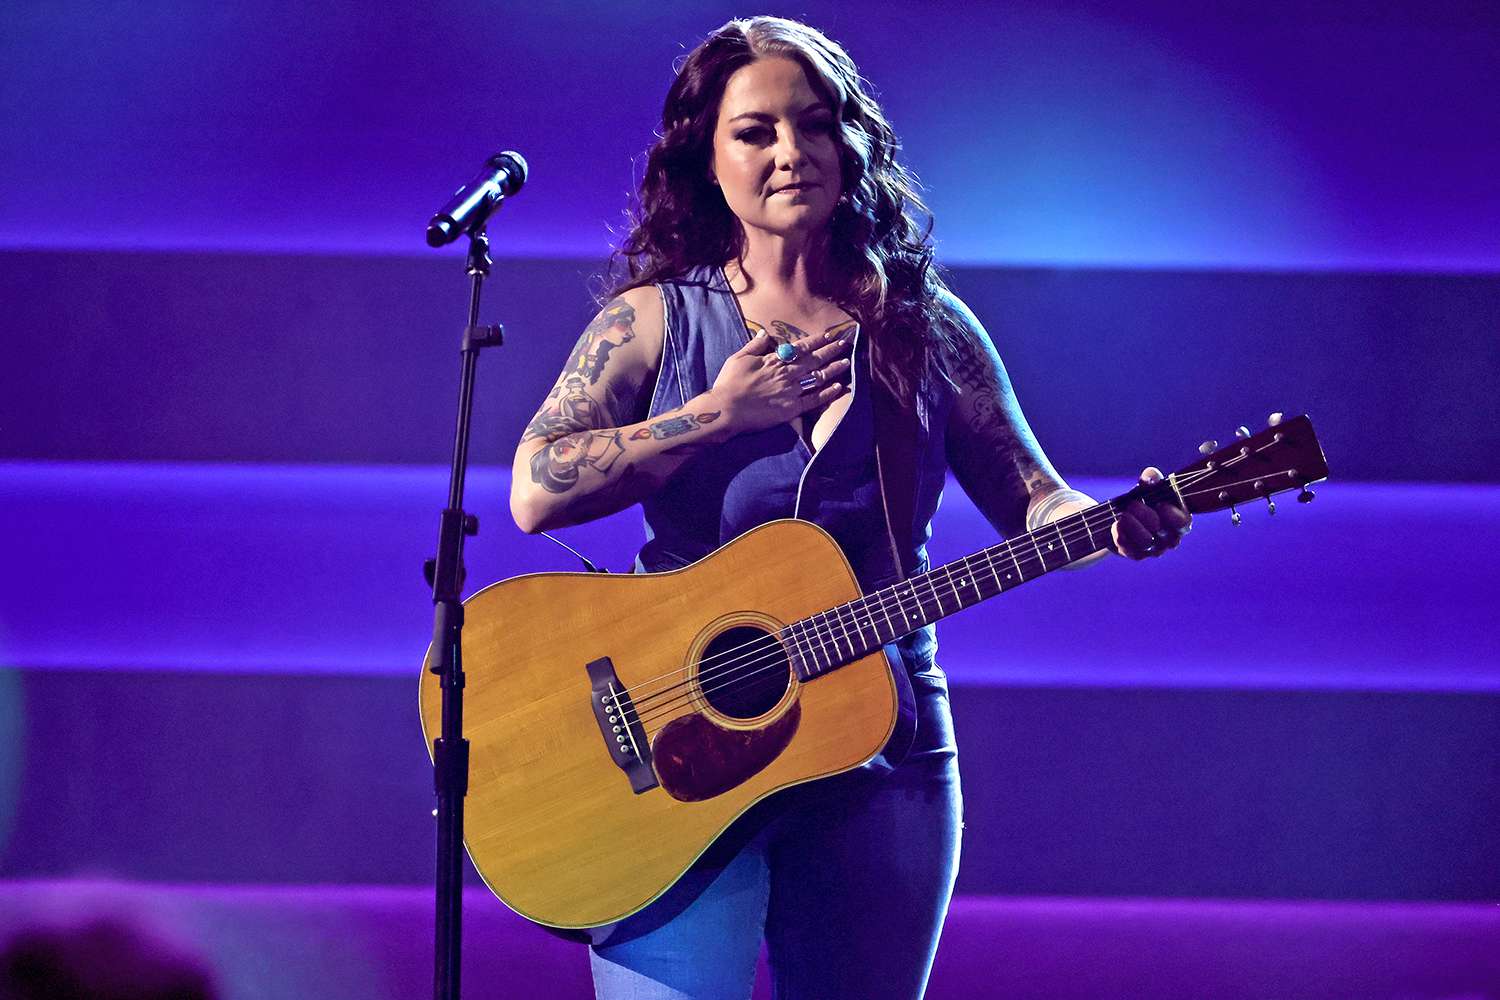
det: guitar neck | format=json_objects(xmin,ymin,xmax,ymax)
[{"xmin": 786, "ymin": 486, "xmax": 1157, "ymax": 680}]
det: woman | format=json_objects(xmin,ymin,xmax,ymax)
[{"xmin": 511, "ymin": 16, "xmax": 1189, "ymax": 999}]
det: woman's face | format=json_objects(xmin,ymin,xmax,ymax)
[{"xmin": 710, "ymin": 56, "xmax": 842, "ymax": 243}]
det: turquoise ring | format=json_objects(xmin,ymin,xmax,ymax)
[{"xmin": 775, "ymin": 342, "xmax": 799, "ymax": 363}]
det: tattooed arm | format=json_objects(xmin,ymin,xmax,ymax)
[
  {"xmin": 942, "ymin": 293, "xmax": 1190, "ymax": 561},
  {"xmin": 941, "ymin": 293, "xmax": 1076, "ymax": 539},
  {"xmin": 512, "ymin": 287, "xmax": 707, "ymax": 532},
  {"xmin": 511, "ymin": 286, "xmax": 846, "ymax": 533}
]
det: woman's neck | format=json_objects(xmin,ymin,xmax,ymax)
[{"xmin": 729, "ymin": 228, "xmax": 835, "ymax": 307}]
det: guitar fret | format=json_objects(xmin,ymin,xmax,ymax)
[
  {"xmin": 927, "ymin": 572, "xmax": 947, "ymax": 617},
  {"xmin": 1080, "ymin": 513, "xmax": 1098, "ymax": 548},
  {"xmin": 834, "ymin": 606, "xmax": 854, "ymax": 659},
  {"xmin": 859, "ymin": 602, "xmax": 874, "ymax": 651},
  {"xmin": 809, "ymin": 612, "xmax": 832, "ymax": 675},
  {"xmin": 794, "ymin": 618, "xmax": 811, "ymax": 677},
  {"xmin": 979, "ymin": 549, "xmax": 1004, "ymax": 595},
  {"xmin": 876, "ymin": 589, "xmax": 895, "ymax": 642},
  {"xmin": 964, "ymin": 556, "xmax": 988, "ymax": 601},
  {"xmin": 819, "ymin": 610, "xmax": 839, "ymax": 670},
  {"xmin": 945, "ymin": 563, "xmax": 964, "ymax": 608},
  {"xmin": 860, "ymin": 596, "xmax": 880, "ymax": 649},
  {"xmin": 795, "ymin": 619, "xmax": 815, "ymax": 677},
  {"xmin": 785, "ymin": 623, "xmax": 804, "ymax": 678},
  {"xmin": 1054, "ymin": 520, "xmax": 1072, "ymax": 561},
  {"xmin": 1006, "ymin": 542, "xmax": 1025, "ymax": 584}
]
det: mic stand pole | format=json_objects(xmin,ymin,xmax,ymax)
[{"xmin": 426, "ymin": 226, "xmax": 504, "ymax": 1000}]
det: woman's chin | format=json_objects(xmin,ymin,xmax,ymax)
[{"xmin": 751, "ymin": 208, "xmax": 836, "ymax": 240}]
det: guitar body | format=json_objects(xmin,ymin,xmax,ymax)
[
  {"xmin": 417, "ymin": 413, "xmax": 1331, "ymax": 933},
  {"xmin": 418, "ymin": 518, "xmax": 910, "ymax": 930}
]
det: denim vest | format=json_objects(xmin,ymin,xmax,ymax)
[{"xmin": 635, "ymin": 266, "xmax": 953, "ymax": 665}]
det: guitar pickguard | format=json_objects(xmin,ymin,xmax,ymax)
[{"xmin": 652, "ymin": 704, "xmax": 802, "ymax": 803}]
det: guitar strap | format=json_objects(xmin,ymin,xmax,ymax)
[{"xmin": 867, "ymin": 324, "xmax": 926, "ymax": 586}]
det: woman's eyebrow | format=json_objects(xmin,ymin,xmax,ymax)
[{"xmin": 728, "ymin": 102, "xmax": 832, "ymax": 124}]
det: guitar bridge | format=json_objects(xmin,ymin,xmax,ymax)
[{"xmin": 586, "ymin": 656, "xmax": 658, "ymax": 794}]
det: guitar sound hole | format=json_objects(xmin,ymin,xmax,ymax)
[{"xmin": 697, "ymin": 625, "xmax": 790, "ymax": 721}]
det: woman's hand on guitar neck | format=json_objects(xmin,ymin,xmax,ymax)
[
  {"xmin": 1110, "ymin": 466, "xmax": 1192, "ymax": 560},
  {"xmin": 705, "ymin": 328, "xmax": 851, "ymax": 436}
]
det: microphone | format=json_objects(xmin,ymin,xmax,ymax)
[{"xmin": 426, "ymin": 151, "xmax": 528, "ymax": 247}]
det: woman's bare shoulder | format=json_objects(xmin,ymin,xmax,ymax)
[{"xmin": 595, "ymin": 284, "xmax": 665, "ymax": 368}]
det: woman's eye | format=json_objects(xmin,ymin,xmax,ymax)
[{"xmin": 736, "ymin": 128, "xmax": 771, "ymax": 144}]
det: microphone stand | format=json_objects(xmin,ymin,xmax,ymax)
[{"xmin": 426, "ymin": 226, "xmax": 504, "ymax": 1000}]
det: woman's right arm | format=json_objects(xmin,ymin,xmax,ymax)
[{"xmin": 510, "ymin": 285, "xmax": 851, "ymax": 533}]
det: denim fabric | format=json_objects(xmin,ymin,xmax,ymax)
[
  {"xmin": 591, "ymin": 665, "xmax": 961, "ymax": 1000},
  {"xmin": 638, "ymin": 268, "xmax": 952, "ymax": 628},
  {"xmin": 595, "ymin": 269, "xmax": 963, "ymax": 998}
]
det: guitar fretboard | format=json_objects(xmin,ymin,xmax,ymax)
[{"xmin": 784, "ymin": 491, "xmax": 1146, "ymax": 679}]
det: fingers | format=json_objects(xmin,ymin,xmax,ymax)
[
  {"xmin": 1111, "ymin": 514, "xmax": 1157, "ymax": 560},
  {"xmin": 811, "ymin": 357, "xmax": 852, "ymax": 386},
  {"xmin": 1158, "ymin": 502, "xmax": 1191, "ymax": 534},
  {"xmin": 1113, "ymin": 466, "xmax": 1192, "ymax": 559},
  {"xmin": 739, "ymin": 331, "xmax": 776, "ymax": 356},
  {"xmin": 807, "ymin": 327, "xmax": 857, "ymax": 366},
  {"xmin": 802, "ymin": 379, "xmax": 847, "ymax": 409}
]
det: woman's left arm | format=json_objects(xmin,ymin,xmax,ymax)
[{"xmin": 941, "ymin": 294, "xmax": 1189, "ymax": 561}]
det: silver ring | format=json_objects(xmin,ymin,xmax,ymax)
[
  {"xmin": 798, "ymin": 374, "xmax": 819, "ymax": 391},
  {"xmin": 775, "ymin": 342, "xmax": 799, "ymax": 364}
]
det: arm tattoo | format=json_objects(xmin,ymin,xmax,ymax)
[
  {"xmin": 525, "ymin": 374, "xmax": 600, "ymax": 441},
  {"xmin": 948, "ymin": 340, "xmax": 1008, "ymax": 439},
  {"xmin": 529, "ymin": 429, "xmax": 627, "ymax": 494},
  {"xmin": 948, "ymin": 338, "xmax": 1054, "ymax": 532},
  {"xmin": 569, "ymin": 300, "xmax": 636, "ymax": 384},
  {"xmin": 521, "ymin": 298, "xmax": 640, "ymax": 442},
  {"xmin": 628, "ymin": 411, "xmax": 721, "ymax": 441}
]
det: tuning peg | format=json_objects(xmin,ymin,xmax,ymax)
[
  {"xmin": 1235, "ymin": 426, "xmax": 1251, "ymax": 439},
  {"xmin": 1266, "ymin": 497, "xmax": 1277, "ymax": 516},
  {"xmin": 1230, "ymin": 505, "xmax": 1242, "ymax": 526},
  {"xmin": 1199, "ymin": 439, "xmax": 1218, "ymax": 456},
  {"xmin": 1298, "ymin": 487, "xmax": 1315, "ymax": 504},
  {"xmin": 1268, "ymin": 412, "xmax": 1284, "ymax": 427}
]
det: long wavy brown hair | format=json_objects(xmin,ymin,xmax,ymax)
[{"xmin": 604, "ymin": 16, "xmax": 964, "ymax": 392}]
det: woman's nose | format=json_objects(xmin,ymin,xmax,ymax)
[{"xmin": 774, "ymin": 127, "xmax": 810, "ymax": 168}]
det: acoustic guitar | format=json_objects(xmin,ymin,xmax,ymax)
[{"xmin": 418, "ymin": 415, "xmax": 1327, "ymax": 930}]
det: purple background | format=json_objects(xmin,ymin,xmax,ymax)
[
  {"xmin": 1, "ymin": 2, "xmax": 1498, "ymax": 270},
  {"xmin": 2, "ymin": 3, "xmax": 1499, "ymax": 997}
]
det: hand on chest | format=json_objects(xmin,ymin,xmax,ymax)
[{"xmin": 738, "ymin": 312, "xmax": 857, "ymax": 453}]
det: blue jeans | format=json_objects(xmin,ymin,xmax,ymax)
[{"xmin": 590, "ymin": 665, "xmax": 963, "ymax": 1000}]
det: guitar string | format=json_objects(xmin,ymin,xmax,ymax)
[
  {"xmin": 612, "ymin": 485, "xmax": 1170, "ymax": 710},
  {"xmin": 622, "ymin": 503, "xmax": 1130, "ymax": 732},
  {"xmin": 612, "ymin": 461, "xmax": 1286, "ymax": 734},
  {"xmin": 621, "ymin": 509, "xmax": 1128, "ymax": 734},
  {"xmin": 614, "ymin": 464, "xmax": 1244, "ymax": 732},
  {"xmin": 614, "ymin": 463, "xmax": 1231, "ymax": 714},
  {"xmin": 626, "ymin": 470, "xmax": 1306, "ymax": 735}
]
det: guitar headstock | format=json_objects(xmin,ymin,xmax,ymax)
[{"xmin": 1166, "ymin": 413, "xmax": 1329, "ymax": 519}]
